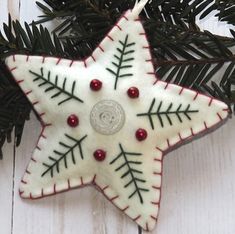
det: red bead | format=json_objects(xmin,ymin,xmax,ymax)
[
  {"xmin": 67, "ymin": 114, "xmax": 79, "ymax": 127},
  {"xmin": 90, "ymin": 79, "xmax": 102, "ymax": 91},
  {"xmin": 135, "ymin": 128, "xmax": 148, "ymax": 141},
  {"xmin": 93, "ymin": 149, "xmax": 106, "ymax": 161},
  {"xmin": 127, "ymin": 87, "xmax": 139, "ymax": 98}
]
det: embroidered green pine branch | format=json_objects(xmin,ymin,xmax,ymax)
[
  {"xmin": 0, "ymin": 0, "xmax": 234, "ymax": 160},
  {"xmin": 29, "ymin": 67, "xmax": 84, "ymax": 105},
  {"xmin": 41, "ymin": 134, "xmax": 87, "ymax": 177},
  {"xmin": 137, "ymin": 98, "xmax": 199, "ymax": 129},
  {"xmin": 110, "ymin": 143, "xmax": 149, "ymax": 204},
  {"xmin": 106, "ymin": 34, "xmax": 135, "ymax": 90}
]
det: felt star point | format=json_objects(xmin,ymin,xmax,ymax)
[{"xmin": 5, "ymin": 0, "xmax": 229, "ymax": 231}]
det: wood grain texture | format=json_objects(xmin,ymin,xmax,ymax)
[
  {"xmin": 0, "ymin": 1, "xmax": 235, "ymax": 234},
  {"xmin": 11, "ymin": 1, "xmax": 137, "ymax": 233},
  {"xmin": 144, "ymin": 119, "xmax": 235, "ymax": 234},
  {"xmin": 7, "ymin": 0, "xmax": 20, "ymax": 20},
  {"xmin": 0, "ymin": 1, "xmax": 16, "ymax": 233},
  {"xmin": 0, "ymin": 143, "xmax": 14, "ymax": 234}
]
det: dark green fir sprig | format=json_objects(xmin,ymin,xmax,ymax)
[{"xmin": 0, "ymin": 0, "xmax": 235, "ymax": 158}]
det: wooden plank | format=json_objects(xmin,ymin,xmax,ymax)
[
  {"xmin": 143, "ymin": 120, "xmax": 235, "ymax": 234},
  {"xmin": 11, "ymin": 1, "xmax": 138, "ymax": 233},
  {"xmin": 4, "ymin": 1, "xmax": 235, "ymax": 234},
  {"xmin": 0, "ymin": 1, "xmax": 18, "ymax": 233},
  {"xmin": 0, "ymin": 144, "xmax": 14, "ymax": 234},
  {"xmin": 7, "ymin": 0, "xmax": 20, "ymax": 20},
  {"xmin": 12, "ymin": 118, "xmax": 138, "ymax": 234}
]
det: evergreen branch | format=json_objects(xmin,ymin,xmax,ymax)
[
  {"xmin": 29, "ymin": 68, "xmax": 84, "ymax": 105},
  {"xmin": 0, "ymin": 0, "xmax": 235, "ymax": 159},
  {"xmin": 0, "ymin": 15, "xmax": 66, "ymax": 59},
  {"xmin": 0, "ymin": 62, "xmax": 31, "ymax": 159},
  {"xmin": 110, "ymin": 143, "xmax": 149, "ymax": 204},
  {"xmin": 137, "ymin": 98, "xmax": 199, "ymax": 129},
  {"xmin": 41, "ymin": 134, "xmax": 87, "ymax": 177},
  {"xmin": 106, "ymin": 34, "xmax": 135, "ymax": 89}
]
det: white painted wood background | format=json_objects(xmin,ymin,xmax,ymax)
[{"xmin": 0, "ymin": 1, "xmax": 235, "ymax": 233}]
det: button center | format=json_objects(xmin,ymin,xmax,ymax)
[{"xmin": 90, "ymin": 100, "xmax": 125, "ymax": 135}]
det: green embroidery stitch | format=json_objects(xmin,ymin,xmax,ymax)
[
  {"xmin": 110, "ymin": 143, "xmax": 149, "ymax": 204},
  {"xmin": 106, "ymin": 34, "xmax": 135, "ymax": 90},
  {"xmin": 137, "ymin": 98, "xmax": 199, "ymax": 129},
  {"xmin": 41, "ymin": 134, "xmax": 87, "ymax": 177},
  {"xmin": 30, "ymin": 68, "xmax": 84, "ymax": 105}
]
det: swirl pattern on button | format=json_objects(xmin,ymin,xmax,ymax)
[{"xmin": 90, "ymin": 100, "xmax": 125, "ymax": 135}]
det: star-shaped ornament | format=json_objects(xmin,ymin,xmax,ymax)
[{"xmin": 6, "ymin": 0, "xmax": 229, "ymax": 231}]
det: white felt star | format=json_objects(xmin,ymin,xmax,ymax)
[{"xmin": 5, "ymin": 0, "xmax": 229, "ymax": 231}]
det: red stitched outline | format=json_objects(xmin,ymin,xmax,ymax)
[
  {"xmin": 123, "ymin": 15, "xmax": 129, "ymax": 21},
  {"xmin": 9, "ymin": 8, "xmax": 229, "ymax": 232},
  {"xmin": 102, "ymin": 185, "xmax": 109, "ymax": 191},
  {"xmin": 31, "ymin": 158, "xmax": 37, "ymax": 163},
  {"xmin": 69, "ymin": 60, "xmax": 74, "ymax": 67},
  {"xmin": 121, "ymin": 206, "xmax": 129, "ymax": 211},
  {"xmin": 95, "ymin": 181, "xmax": 147, "ymax": 226},
  {"xmin": 178, "ymin": 133, "xmax": 183, "ymax": 141},
  {"xmin": 56, "ymin": 58, "xmax": 62, "ymax": 65},
  {"xmin": 98, "ymin": 45, "xmax": 105, "ymax": 52},
  {"xmin": 179, "ymin": 87, "xmax": 184, "ymax": 95},
  {"xmin": 190, "ymin": 128, "xmax": 195, "ymax": 136},
  {"xmin": 217, "ymin": 112, "xmax": 223, "ymax": 120},
  {"xmin": 53, "ymin": 184, "xmax": 57, "ymax": 194},
  {"xmin": 6, "ymin": 60, "xmax": 55, "ymax": 201},
  {"xmin": 32, "ymin": 101, "xmax": 39, "ymax": 106},
  {"xmin": 36, "ymin": 146, "xmax": 41, "ymax": 151},
  {"xmin": 204, "ymin": 121, "xmax": 208, "ymax": 130},
  {"xmin": 145, "ymin": 223, "xmax": 149, "ymax": 232},
  {"xmin": 107, "ymin": 35, "xmax": 114, "ymax": 41},
  {"xmin": 25, "ymin": 90, "xmax": 32, "ymax": 96},
  {"xmin": 26, "ymin": 170, "xmax": 31, "ymax": 175},
  {"xmin": 39, "ymin": 112, "xmax": 45, "ymax": 117},
  {"xmin": 110, "ymin": 195, "xmax": 119, "ymax": 202},
  {"xmin": 152, "ymin": 185, "xmax": 161, "ymax": 190},
  {"xmin": 91, "ymin": 55, "xmax": 96, "ymax": 62},
  {"xmin": 167, "ymin": 139, "xmax": 171, "ymax": 147},
  {"xmin": 193, "ymin": 92, "xmax": 199, "ymax": 100},
  {"xmin": 133, "ymin": 215, "xmax": 141, "ymax": 221},
  {"xmin": 156, "ymin": 147, "xmax": 164, "ymax": 153},
  {"xmin": 151, "ymin": 201, "xmax": 159, "ymax": 205},
  {"xmin": 150, "ymin": 215, "xmax": 158, "ymax": 221},
  {"xmin": 83, "ymin": 60, "xmax": 87, "ymax": 68},
  {"xmin": 21, "ymin": 180, "xmax": 27, "ymax": 184},
  {"xmin": 142, "ymin": 16, "xmax": 229, "ymax": 227},
  {"xmin": 208, "ymin": 97, "xmax": 213, "ymax": 106},
  {"xmin": 114, "ymin": 24, "xmax": 122, "ymax": 31},
  {"xmin": 19, "ymin": 190, "xmax": 24, "ymax": 196},
  {"xmin": 9, "ymin": 11, "xmax": 129, "ymax": 71},
  {"xmin": 146, "ymin": 58, "xmax": 154, "ymax": 63},
  {"xmin": 17, "ymin": 79, "xmax": 24, "ymax": 84},
  {"xmin": 10, "ymin": 67, "xmax": 17, "ymax": 72},
  {"xmin": 68, "ymin": 179, "xmax": 71, "ymax": 189},
  {"xmin": 41, "ymin": 189, "xmax": 44, "ymax": 197},
  {"xmin": 143, "ymin": 45, "xmax": 151, "ymax": 49},
  {"xmin": 154, "ymin": 158, "xmax": 162, "ymax": 162},
  {"xmin": 80, "ymin": 177, "xmax": 84, "ymax": 186},
  {"xmin": 20, "ymin": 176, "xmax": 90, "ymax": 199},
  {"xmin": 92, "ymin": 174, "xmax": 97, "ymax": 183},
  {"xmin": 20, "ymin": 172, "xmax": 157, "ymax": 231}
]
